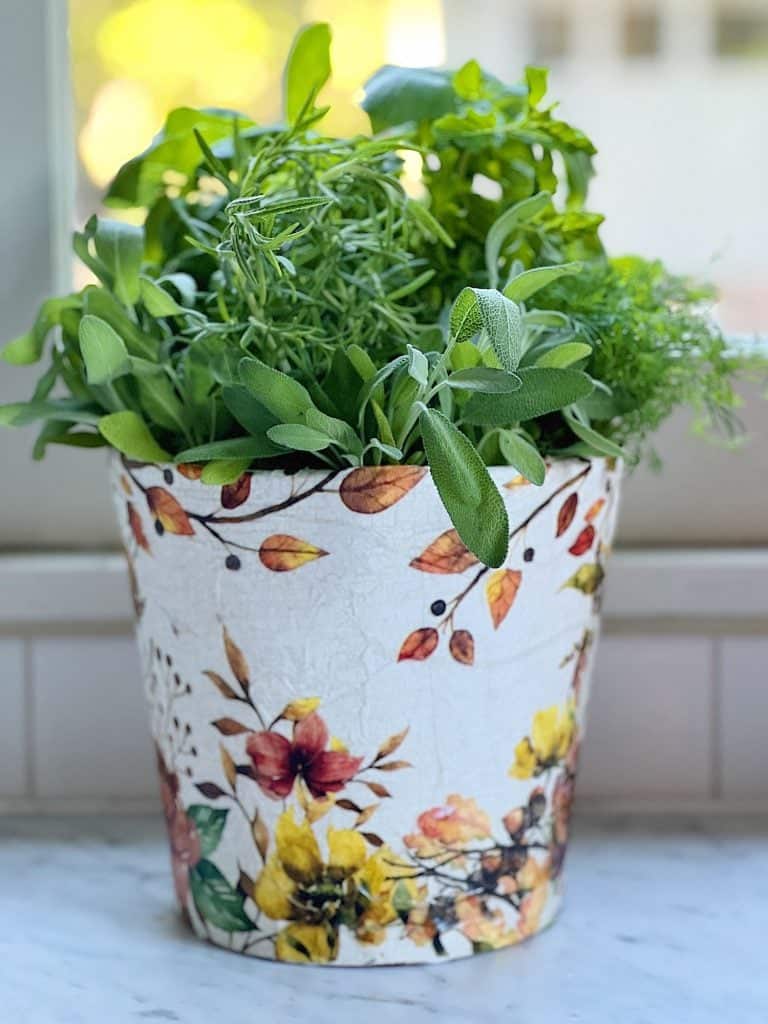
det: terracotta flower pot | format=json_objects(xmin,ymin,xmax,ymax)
[{"xmin": 112, "ymin": 453, "xmax": 621, "ymax": 965}]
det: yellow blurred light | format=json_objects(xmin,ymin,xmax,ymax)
[
  {"xmin": 78, "ymin": 78, "xmax": 159, "ymax": 188},
  {"xmin": 398, "ymin": 149, "xmax": 426, "ymax": 199},
  {"xmin": 386, "ymin": 0, "xmax": 445, "ymax": 67}
]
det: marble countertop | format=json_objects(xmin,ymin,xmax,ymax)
[{"xmin": 2, "ymin": 814, "xmax": 766, "ymax": 1024}]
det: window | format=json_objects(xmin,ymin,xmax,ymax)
[{"xmin": 622, "ymin": 5, "xmax": 660, "ymax": 57}]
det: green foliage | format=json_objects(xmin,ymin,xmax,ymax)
[{"xmin": 1, "ymin": 23, "xmax": 759, "ymax": 569}]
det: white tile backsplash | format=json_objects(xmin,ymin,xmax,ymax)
[
  {"xmin": 579, "ymin": 636, "xmax": 714, "ymax": 798},
  {"xmin": 0, "ymin": 639, "xmax": 26, "ymax": 796},
  {"xmin": 30, "ymin": 635, "xmax": 156, "ymax": 799},
  {"xmin": 720, "ymin": 638, "xmax": 768, "ymax": 799}
]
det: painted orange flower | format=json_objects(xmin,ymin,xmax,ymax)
[
  {"xmin": 405, "ymin": 794, "xmax": 492, "ymax": 858},
  {"xmin": 246, "ymin": 712, "xmax": 363, "ymax": 800}
]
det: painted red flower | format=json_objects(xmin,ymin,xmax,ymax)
[{"xmin": 246, "ymin": 713, "xmax": 363, "ymax": 800}]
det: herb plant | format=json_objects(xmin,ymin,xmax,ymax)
[{"xmin": 1, "ymin": 23, "xmax": 753, "ymax": 567}]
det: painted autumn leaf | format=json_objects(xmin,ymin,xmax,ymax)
[
  {"xmin": 361, "ymin": 832, "xmax": 384, "ymax": 847},
  {"xmin": 568, "ymin": 524, "xmax": 596, "ymax": 556},
  {"xmin": 203, "ymin": 670, "xmax": 239, "ymax": 700},
  {"xmin": 340, "ymin": 465, "xmax": 426, "ymax": 514},
  {"xmin": 196, "ymin": 781, "xmax": 227, "ymax": 799},
  {"xmin": 146, "ymin": 487, "xmax": 195, "ymax": 535},
  {"xmin": 486, "ymin": 569, "xmax": 522, "ymax": 629},
  {"xmin": 177, "ymin": 463, "xmax": 204, "ymax": 480},
  {"xmin": 555, "ymin": 493, "xmax": 578, "ymax": 537},
  {"xmin": 585, "ymin": 498, "xmax": 606, "ymax": 523},
  {"xmin": 119, "ymin": 474, "xmax": 132, "ymax": 496},
  {"xmin": 220, "ymin": 744, "xmax": 237, "ymax": 789},
  {"xmin": 375, "ymin": 726, "xmax": 409, "ymax": 761},
  {"xmin": 397, "ymin": 627, "xmax": 439, "ymax": 662},
  {"xmin": 221, "ymin": 474, "xmax": 251, "ymax": 510},
  {"xmin": 127, "ymin": 502, "xmax": 150, "ymax": 553},
  {"xmin": 409, "ymin": 528, "xmax": 479, "ymax": 574},
  {"xmin": 280, "ymin": 697, "xmax": 321, "ymax": 722},
  {"xmin": 449, "ymin": 629, "xmax": 475, "ymax": 665},
  {"xmin": 504, "ymin": 474, "xmax": 531, "ymax": 489},
  {"xmin": 223, "ymin": 627, "xmax": 249, "ymax": 689},
  {"xmin": 211, "ymin": 717, "xmax": 250, "ymax": 736},
  {"xmin": 363, "ymin": 780, "xmax": 392, "ymax": 799},
  {"xmin": 252, "ymin": 812, "xmax": 269, "ymax": 860},
  {"xmin": 561, "ymin": 563, "xmax": 605, "ymax": 595},
  {"xmin": 258, "ymin": 534, "xmax": 329, "ymax": 572}
]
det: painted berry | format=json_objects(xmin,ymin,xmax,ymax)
[
  {"xmin": 163, "ymin": 469, "xmax": 174, "ymax": 485},
  {"xmin": 430, "ymin": 599, "xmax": 447, "ymax": 616},
  {"xmin": 524, "ymin": 547, "xmax": 535, "ymax": 562},
  {"xmin": 225, "ymin": 554, "xmax": 241, "ymax": 571},
  {"xmin": 154, "ymin": 520, "xmax": 165, "ymax": 536}
]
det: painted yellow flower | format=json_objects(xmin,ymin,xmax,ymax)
[
  {"xmin": 455, "ymin": 895, "xmax": 520, "ymax": 949},
  {"xmin": 355, "ymin": 847, "xmax": 425, "ymax": 945},
  {"xmin": 509, "ymin": 702, "xmax": 576, "ymax": 779},
  {"xmin": 253, "ymin": 809, "xmax": 400, "ymax": 962}
]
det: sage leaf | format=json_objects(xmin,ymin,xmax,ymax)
[
  {"xmin": 239, "ymin": 358, "xmax": 314, "ymax": 423},
  {"xmin": 0, "ymin": 399, "xmax": 101, "ymax": 427},
  {"xmin": 450, "ymin": 288, "xmax": 524, "ymax": 371},
  {"xmin": 420, "ymin": 407, "xmax": 509, "ymax": 567},
  {"xmin": 464, "ymin": 367, "xmax": 595, "ymax": 426},
  {"xmin": 200, "ymin": 459, "xmax": 252, "ymax": 485},
  {"xmin": 406, "ymin": 344, "xmax": 429, "ymax": 387},
  {"xmin": 503, "ymin": 262, "xmax": 582, "ymax": 303},
  {"xmin": 93, "ymin": 219, "xmax": 143, "ymax": 306},
  {"xmin": 498, "ymin": 430, "xmax": 546, "ymax": 485},
  {"xmin": 564, "ymin": 409, "xmax": 627, "ymax": 460},
  {"xmin": 446, "ymin": 367, "xmax": 522, "ymax": 393},
  {"xmin": 485, "ymin": 192, "xmax": 551, "ymax": 288},
  {"xmin": 267, "ymin": 423, "xmax": 333, "ymax": 452},
  {"xmin": 78, "ymin": 316, "xmax": 130, "ymax": 385},
  {"xmin": 176, "ymin": 436, "xmax": 281, "ymax": 462},
  {"xmin": 98, "ymin": 411, "xmax": 170, "ymax": 462},
  {"xmin": 536, "ymin": 342, "xmax": 592, "ymax": 368},
  {"xmin": 221, "ymin": 386, "xmax": 278, "ymax": 436},
  {"xmin": 139, "ymin": 275, "xmax": 185, "ymax": 317}
]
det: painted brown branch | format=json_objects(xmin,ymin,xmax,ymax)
[
  {"xmin": 439, "ymin": 463, "xmax": 592, "ymax": 627},
  {"xmin": 204, "ymin": 469, "xmax": 340, "ymax": 524}
]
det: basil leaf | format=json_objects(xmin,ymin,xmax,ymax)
[
  {"xmin": 284, "ymin": 22, "xmax": 332, "ymax": 124},
  {"xmin": 498, "ymin": 430, "xmax": 546, "ymax": 485},
  {"xmin": 420, "ymin": 407, "xmax": 509, "ymax": 567},
  {"xmin": 362, "ymin": 66, "xmax": 456, "ymax": 132},
  {"xmin": 446, "ymin": 367, "xmax": 522, "ymax": 393},
  {"xmin": 464, "ymin": 367, "xmax": 594, "ymax": 425},
  {"xmin": 98, "ymin": 411, "xmax": 170, "ymax": 462},
  {"xmin": 79, "ymin": 315, "xmax": 130, "ymax": 385}
]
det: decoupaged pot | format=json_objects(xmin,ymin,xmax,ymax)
[{"xmin": 113, "ymin": 454, "xmax": 621, "ymax": 965}]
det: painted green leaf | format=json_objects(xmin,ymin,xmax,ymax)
[
  {"xmin": 93, "ymin": 220, "xmax": 143, "ymax": 306},
  {"xmin": 498, "ymin": 430, "xmax": 546, "ymax": 485},
  {"xmin": 464, "ymin": 368, "xmax": 594, "ymax": 426},
  {"xmin": 503, "ymin": 262, "xmax": 582, "ymax": 303},
  {"xmin": 98, "ymin": 411, "xmax": 171, "ymax": 462},
  {"xmin": 284, "ymin": 22, "xmax": 332, "ymax": 124},
  {"xmin": 189, "ymin": 859, "xmax": 254, "ymax": 932},
  {"xmin": 185, "ymin": 805, "xmax": 229, "ymax": 857},
  {"xmin": 78, "ymin": 315, "xmax": 130, "ymax": 385},
  {"xmin": 420, "ymin": 407, "xmax": 509, "ymax": 567}
]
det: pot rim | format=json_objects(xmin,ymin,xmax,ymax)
[{"xmin": 111, "ymin": 450, "xmax": 614, "ymax": 478}]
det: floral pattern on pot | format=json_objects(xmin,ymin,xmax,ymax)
[{"xmin": 113, "ymin": 455, "xmax": 621, "ymax": 964}]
